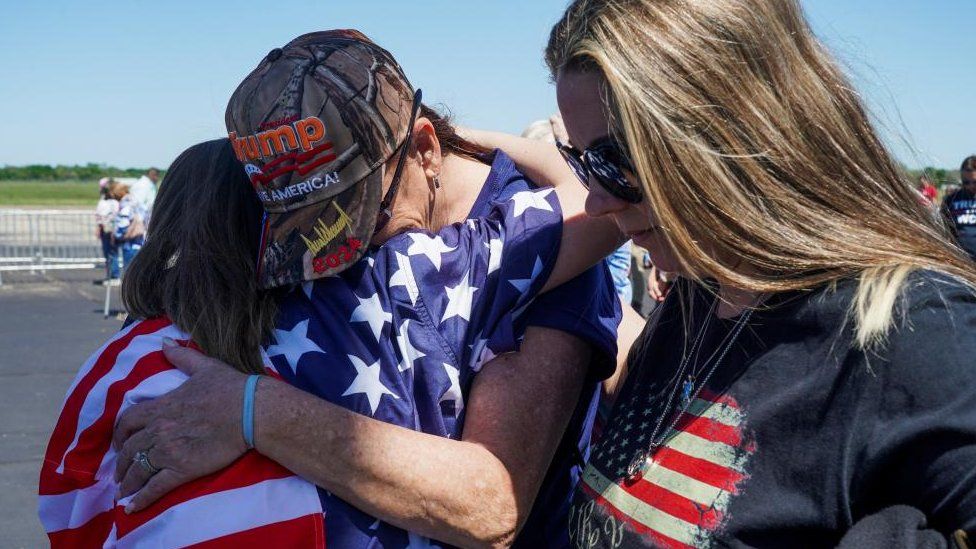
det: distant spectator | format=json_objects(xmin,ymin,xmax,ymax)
[
  {"xmin": 940, "ymin": 155, "xmax": 976, "ymax": 259},
  {"xmin": 642, "ymin": 250, "xmax": 673, "ymax": 304},
  {"xmin": 917, "ymin": 174, "xmax": 938, "ymax": 206},
  {"xmin": 94, "ymin": 179, "xmax": 120, "ymax": 281},
  {"xmin": 605, "ymin": 240, "xmax": 633, "ymax": 304},
  {"xmin": 110, "ymin": 181, "xmax": 146, "ymax": 273},
  {"xmin": 129, "ymin": 167, "xmax": 159, "ymax": 224}
]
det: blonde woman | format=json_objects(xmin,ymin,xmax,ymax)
[{"xmin": 541, "ymin": 0, "xmax": 976, "ymax": 545}]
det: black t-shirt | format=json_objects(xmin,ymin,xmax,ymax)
[
  {"xmin": 568, "ymin": 272, "xmax": 976, "ymax": 548},
  {"xmin": 941, "ymin": 188, "xmax": 976, "ymax": 258}
]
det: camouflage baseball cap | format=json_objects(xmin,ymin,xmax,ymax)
[{"xmin": 226, "ymin": 29, "xmax": 415, "ymax": 289}]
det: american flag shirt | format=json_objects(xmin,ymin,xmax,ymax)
[
  {"xmin": 568, "ymin": 285, "xmax": 758, "ymax": 549},
  {"xmin": 273, "ymin": 151, "xmax": 620, "ymax": 547},
  {"xmin": 39, "ymin": 319, "xmax": 327, "ymax": 547}
]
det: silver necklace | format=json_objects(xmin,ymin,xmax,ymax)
[{"xmin": 624, "ymin": 303, "xmax": 755, "ymax": 482}]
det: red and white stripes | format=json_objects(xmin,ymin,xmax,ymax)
[
  {"xmin": 579, "ymin": 393, "xmax": 753, "ymax": 549},
  {"xmin": 39, "ymin": 318, "xmax": 324, "ymax": 548}
]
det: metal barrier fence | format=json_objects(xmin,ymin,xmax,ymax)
[{"xmin": 0, "ymin": 209, "xmax": 105, "ymax": 285}]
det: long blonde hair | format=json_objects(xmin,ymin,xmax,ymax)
[{"xmin": 546, "ymin": 0, "xmax": 976, "ymax": 348}]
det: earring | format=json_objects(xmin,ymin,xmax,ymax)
[{"xmin": 433, "ymin": 175, "xmax": 441, "ymax": 189}]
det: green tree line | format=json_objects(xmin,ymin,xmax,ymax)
[
  {"xmin": 905, "ymin": 167, "xmax": 962, "ymax": 189},
  {"xmin": 0, "ymin": 163, "xmax": 162, "ymax": 181}
]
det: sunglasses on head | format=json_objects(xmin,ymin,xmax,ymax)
[
  {"xmin": 373, "ymin": 88, "xmax": 424, "ymax": 234},
  {"xmin": 557, "ymin": 136, "xmax": 642, "ymax": 204}
]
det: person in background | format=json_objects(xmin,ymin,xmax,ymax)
[
  {"xmin": 94, "ymin": 178, "xmax": 120, "ymax": 282},
  {"xmin": 642, "ymin": 250, "xmax": 672, "ymax": 304},
  {"xmin": 941, "ymin": 156, "xmax": 976, "ymax": 260},
  {"xmin": 605, "ymin": 240, "xmax": 634, "ymax": 304},
  {"xmin": 918, "ymin": 174, "xmax": 938, "ymax": 207},
  {"xmin": 110, "ymin": 181, "xmax": 146, "ymax": 273},
  {"xmin": 128, "ymin": 167, "xmax": 159, "ymax": 225}
]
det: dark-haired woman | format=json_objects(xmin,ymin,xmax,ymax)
[{"xmin": 41, "ymin": 92, "xmax": 624, "ymax": 549}]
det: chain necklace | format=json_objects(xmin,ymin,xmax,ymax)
[{"xmin": 624, "ymin": 302, "xmax": 756, "ymax": 482}]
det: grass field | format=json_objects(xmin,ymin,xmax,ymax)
[{"xmin": 0, "ymin": 180, "xmax": 99, "ymax": 207}]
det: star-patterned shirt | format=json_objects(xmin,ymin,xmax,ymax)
[{"xmin": 268, "ymin": 152, "xmax": 621, "ymax": 547}]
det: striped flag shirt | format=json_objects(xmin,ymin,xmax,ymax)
[
  {"xmin": 569, "ymin": 390, "xmax": 753, "ymax": 548},
  {"xmin": 38, "ymin": 318, "xmax": 325, "ymax": 548}
]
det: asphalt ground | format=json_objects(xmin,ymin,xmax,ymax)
[{"xmin": 0, "ymin": 268, "xmax": 125, "ymax": 547}]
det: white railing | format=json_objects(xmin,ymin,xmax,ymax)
[{"xmin": 0, "ymin": 209, "xmax": 104, "ymax": 284}]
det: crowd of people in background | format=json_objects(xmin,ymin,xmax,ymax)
[{"xmin": 92, "ymin": 168, "xmax": 158, "ymax": 282}]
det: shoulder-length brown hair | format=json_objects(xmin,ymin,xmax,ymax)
[
  {"xmin": 122, "ymin": 138, "xmax": 275, "ymax": 374},
  {"xmin": 547, "ymin": 0, "xmax": 976, "ymax": 348}
]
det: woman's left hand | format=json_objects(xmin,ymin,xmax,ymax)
[{"xmin": 112, "ymin": 340, "xmax": 249, "ymax": 513}]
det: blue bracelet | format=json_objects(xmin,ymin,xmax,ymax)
[{"xmin": 242, "ymin": 375, "xmax": 260, "ymax": 449}]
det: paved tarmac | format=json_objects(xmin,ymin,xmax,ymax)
[{"xmin": 0, "ymin": 269, "xmax": 124, "ymax": 547}]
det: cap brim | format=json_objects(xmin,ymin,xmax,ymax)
[{"xmin": 256, "ymin": 168, "xmax": 382, "ymax": 289}]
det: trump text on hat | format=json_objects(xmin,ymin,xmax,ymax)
[{"xmin": 229, "ymin": 116, "xmax": 327, "ymax": 162}]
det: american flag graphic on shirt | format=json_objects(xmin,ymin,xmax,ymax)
[
  {"xmin": 569, "ymin": 389, "xmax": 754, "ymax": 548},
  {"xmin": 38, "ymin": 318, "xmax": 325, "ymax": 548}
]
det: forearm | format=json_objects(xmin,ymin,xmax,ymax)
[
  {"xmin": 459, "ymin": 128, "xmax": 572, "ymax": 189},
  {"xmin": 460, "ymin": 128, "xmax": 624, "ymax": 290},
  {"xmin": 549, "ymin": 185, "xmax": 625, "ymax": 289},
  {"xmin": 252, "ymin": 379, "xmax": 517, "ymax": 547},
  {"xmin": 604, "ymin": 300, "xmax": 642, "ymax": 405},
  {"xmin": 121, "ymin": 331, "xmax": 588, "ymax": 544}
]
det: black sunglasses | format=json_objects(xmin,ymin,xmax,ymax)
[
  {"xmin": 374, "ymin": 88, "xmax": 424, "ymax": 234},
  {"xmin": 557, "ymin": 137, "xmax": 642, "ymax": 204}
]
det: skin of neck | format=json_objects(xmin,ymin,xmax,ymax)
[
  {"xmin": 425, "ymin": 153, "xmax": 489, "ymax": 232},
  {"xmin": 716, "ymin": 284, "xmax": 762, "ymax": 319},
  {"xmin": 374, "ymin": 139, "xmax": 490, "ymax": 245},
  {"xmin": 705, "ymin": 254, "xmax": 764, "ymax": 319}
]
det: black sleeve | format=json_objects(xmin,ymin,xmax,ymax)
[
  {"xmin": 838, "ymin": 506, "xmax": 949, "ymax": 549},
  {"xmin": 860, "ymin": 280, "xmax": 976, "ymax": 534}
]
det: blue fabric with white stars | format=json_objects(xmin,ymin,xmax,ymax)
[{"xmin": 267, "ymin": 152, "xmax": 621, "ymax": 547}]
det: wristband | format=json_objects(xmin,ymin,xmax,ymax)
[{"xmin": 242, "ymin": 375, "xmax": 260, "ymax": 449}]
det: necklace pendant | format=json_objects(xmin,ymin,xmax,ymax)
[
  {"xmin": 624, "ymin": 452, "xmax": 646, "ymax": 483},
  {"xmin": 680, "ymin": 377, "xmax": 694, "ymax": 408}
]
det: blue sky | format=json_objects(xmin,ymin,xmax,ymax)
[{"xmin": 1, "ymin": 0, "xmax": 972, "ymax": 169}]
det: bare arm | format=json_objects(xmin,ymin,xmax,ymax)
[
  {"xmin": 115, "ymin": 328, "xmax": 589, "ymax": 547},
  {"xmin": 461, "ymin": 128, "xmax": 624, "ymax": 292},
  {"xmin": 255, "ymin": 327, "xmax": 587, "ymax": 546},
  {"xmin": 605, "ymin": 299, "xmax": 644, "ymax": 406}
]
